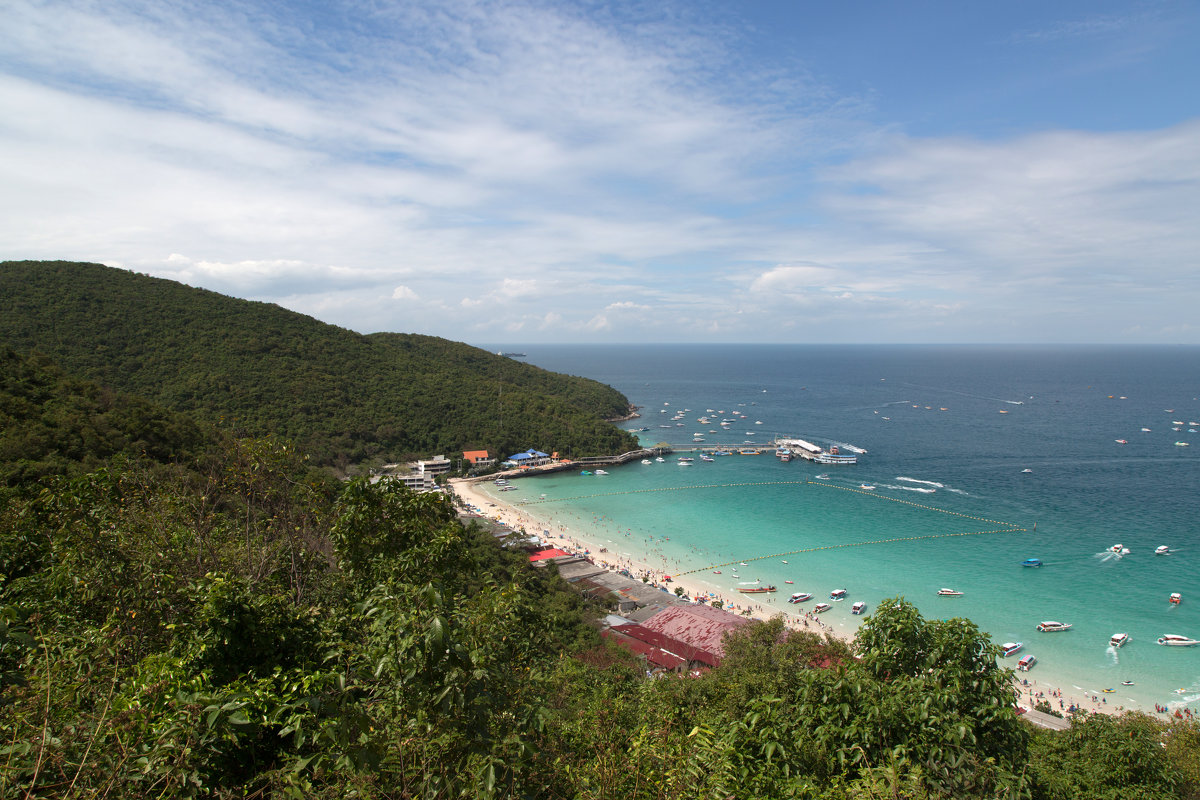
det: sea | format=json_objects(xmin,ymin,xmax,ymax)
[{"xmin": 477, "ymin": 344, "xmax": 1200, "ymax": 713}]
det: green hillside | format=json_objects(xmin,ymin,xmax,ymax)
[{"xmin": 0, "ymin": 260, "xmax": 638, "ymax": 465}]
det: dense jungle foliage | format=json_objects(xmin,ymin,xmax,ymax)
[
  {"xmin": 0, "ymin": 261, "xmax": 639, "ymax": 466},
  {"xmin": 2, "ymin": 325, "xmax": 1198, "ymax": 798}
]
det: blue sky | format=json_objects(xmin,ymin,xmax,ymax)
[{"xmin": 1, "ymin": 0, "xmax": 1197, "ymax": 343}]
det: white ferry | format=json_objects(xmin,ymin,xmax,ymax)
[
  {"xmin": 1001, "ymin": 642, "xmax": 1023, "ymax": 657},
  {"xmin": 1037, "ymin": 621, "xmax": 1073, "ymax": 633},
  {"xmin": 829, "ymin": 588, "xmax": 848, "ymax": 601},
  {"xmin": 851, "ymin": 601, "xmax": 867, "ymax": 615},
  {"xmin": 936, "ymin": 588, "xmax": 963, "ymax": 597},
  {"xmin": 788, "ymin": 592, "xmax": 813, "ymax": 603}
]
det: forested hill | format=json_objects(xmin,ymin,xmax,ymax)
[{"xmin": 0, "ymin": 260, "xmax": 638, "ymax": 465}]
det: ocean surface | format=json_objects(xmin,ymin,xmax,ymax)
[{"xmin": 479, "ymin": 344, "xmax": 1200, "ymax": 713}]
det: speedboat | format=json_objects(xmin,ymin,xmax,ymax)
[
  {"xmin": 1110, "ymin": 633, "xmax": 1129, "ymax": 648},
  {"xmin": 1157, "ymin": 634, "xmax": 1200, "ymax": 647},
  {"xmin": 813, "ymin": 602, "xmax": 832, "ymax": 613},
  {"xmin": 641, "ymin": 459, "xmax": 652, "ymax": 465},
  {"xmin": 1115, "ymin": 439, "xmax": 1127, "ymax": 444},
  {"xmin": 1037, "ymin": 621, "xmax": 1073, "ymax": 632},
  {"xmin": 1122, "ymin": 681, "xmax": 1135, "ymax": 686},
  {"xmin": 655, "ymin": 457, "xmax": 664, "ymax": 462},
  {"xmin": 1001, "ymin": 642, "xmax": 1023, "ymax": 657},
  {"xmin": 1155, "ymin": 545, "xmax": 1171, "ymax": 555},
  {"xmin": 936, "ymin": 588, "xmax": 963, "ymax": 597},
  {"xmin": 1109, "ymin": 543, "xmax": 1129, "ymax": 555},
  {"xmin": 1021, "ymin": 558, "xmax": 1042, "ymax": 568},
  {"xmin": 859, "ymin": 484, "xmax": 876, "ymax": 490},
  {"xmin": 700, "ymin": 454, "xmax": 714, "ymax": 462},
  {"xmin": 851, "ymin": 601, "xmax": 867, "ymax": 615},
  {"xmin": 788, "ymin": 592, "xmax": 813, "ymax": 603},
  {"xmin": 594, "ymin": 469, "xmax": 608, "ymax": 475},
  {"xmin": 829, "ymin": 589, "xmax": 848, "ymax": 601},
  {"xmin": 1017, "ymin": 655, "xmax": 1037, "ymax": 671},
  {"xmin": 1170, "ymin": 592, "xmax": 1182, "ymax": 605}
]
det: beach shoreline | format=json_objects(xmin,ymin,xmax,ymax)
[{"xmin": 450, "ymin": 474, "xmax": 1136, "ymax": 719}]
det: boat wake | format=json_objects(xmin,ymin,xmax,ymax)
[{"xmin": 897, "ymin": 476, "xmax": 944, "ymax": 488}]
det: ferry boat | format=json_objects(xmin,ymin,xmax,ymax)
[
  {"xmin": 1021, "ymin": 558, "xmax": 1043, "ymax": 568},
  {"xmin": 1157, "ymin": 634, "xmax": 1200, "ymax": 647},
  {"xmin": 788, "ymin": 592, "xmax": 813, "ymax": 603},
  {"xmin": 813, "ymin": 602, "xmax": 832, "ymax": 613},
  {"xmin": 829, "ymin": 589, "xmax": 848, "ymax": 601},
  {"xmin": 1169, "ymin": 592, "xmax": 1182, "ymax": 605},
  {"xmin": 1001, "ymin": 642, "xmax": 1023, "ymax": 657},
  {"xmin": 1017, "ymin": 655, "xmax": 1037, "ymax": 671},
  {"xmin": 1156, "ymin": 545, "xmax": 1171, "ymax": 555},
  {"xmin": 1037, "ymin": 621, "xmax": 1073, "ymax": 632},
  {"xmin": 936, "ymin": 588, "xmax": 963, "ymax": 597},
  {"xmin": 737, "ymin": 585, "xmax": 777, "ymax": 594},
  {"xmin": 851, "ymin": 601, "xmax": 867, "ymax": 615},
  {"xmin": 1110, "ymin": 633, "xmax": 1129, "ymax": 648}
]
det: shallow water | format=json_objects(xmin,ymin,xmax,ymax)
[{"xmin": 483, "ymin": 344, "xmax": 1200, "ymax": 712}]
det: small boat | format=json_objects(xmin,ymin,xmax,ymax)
[
  {"xmin": 739, "ymin": 562, "xmax": 748, "ymax": 566},
  {"xmin": 936, "ymin": 588, "xmax": 963, "ymax": 597},
  {"xmin": 1102, "ymin": 688, "xmax": 1116, "ymax": 694},
  {"xmin": 579, "ymin": 470, "xmax": 592, "ymax": 476},
  {"xmin": 1021, "ymin": 558, "xmax": 1043, "ymax": 568},
  {"xmin": 815, "ymin": 473, "xmax": 830, "ymax": 480},
  {"xmin": 1109, "ymin": 543, "xmax": 1129, "ymax": 555},
  {"xmin": 1110, "ymin": 633, "xmax": 1129, "ymax": 648},
  {"xmin": 1156, "ymin": 545, "xmax": 1171, "ymax": 555},
  {"xmin": 859, "ymin": 484, "xmax": 876, "ymax": 490},
  {"xmin": 1115, "ymin": 439, "xmax": 1127, "ymax": 444},
  {"xmin": 594, "ymin": 469, "xmax": 608, "ymax": 475},
  {"xmin": 813, "ymin": 602, "xmax": 832, "ymax": 613},
  {"xmin": 655, "ymin": 457, "xmax": 665, "ymax": 462},
  {"xmin": 788, "ymin": 592, "xmax": 812, "ymax": 603},
  {"xmin": 1157, "ymin": 634, "xmax": 1200, "ymax": 647},
  {"xmin": 1175, "ymin": 441, "xmax": 1190, "ymax": 446},
  {"xmin": 712, "ymin": 570, "xmax": 721, "ymax": 574},
  {"xmin": 829, "ymin": 589, "xmax": 847, "ymax": 601},
  {"xmin": 700, "ymin": 454, "xmax": 715, "ymax": 462},
  {"xmin": 784, "ymin": 580, "xmax": 793, "ymax": 584},
  {"xmin": 781, "ymin": 560, "xmax": 788, "ymax": 564},
  {"xmin": 738, "ymin": 585, "xmax": 777, "ymax": 594},
  {"xmin": 1037, "ymin": 621, "xmax": 1073, "ymax": 632},
  {"xmin": 1021, "ymin": 468, "xmax": 1033, "ymax": 473},
  {"xmin": 1017, "ymin": 655, "xmax": 1037, "ymax": 671},
  {"xmin": 1169, "ymin": 593, "xmax": 1182, "ymax": 604},
  {"xmin": 1001, "ymin": 642, "xmax": 1023, "ymax": 657},
  {"xmin": 641, "ymin": 459, "xmax": 652, "ymax": 464},
  {"xmin": 1122, "ymin": 681, "xmax": 1135, "ymax": 686},
  {"xmin": 851, "ymin": 601, "xmax": 867, "ymax": 615}
]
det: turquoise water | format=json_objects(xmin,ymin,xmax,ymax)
[{"xmin": 482, "ymin": 344, "xmax": 1200, "ymax": 713}]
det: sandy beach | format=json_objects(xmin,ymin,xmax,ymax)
[{"xmin": 450, "ymin": 474, "xmax": 1138, "ymax": 719}]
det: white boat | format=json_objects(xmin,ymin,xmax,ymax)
[
  {"xmin": 1175, "ymin": 441, "xmax": 1190, "ymax": 446},
  {"xmin": 1110, "ymin": 633, "xmax": 1129, "ymax": 648},
  {"xmin": 859, "ymin": 484, "xmax": 876, "ymax": 490},
  {"xmin": 1017, "ymin": 654, "xmax": 1037, "ymax": 671},
  {"xmin": 1157, "ymin": 634, "xmax": 1200, "ymax": 647},
  {"xmin": 851, "ymin": 601, "xmax": 867, "ymax": 615},
  {"xmin": 594, "ymin": 469, "xmax": 608, "ymax": 475},
  {"xmin": 1037, "ymin": 621, "xmax": 1073, "ymax": 632},
  {"xmin": 813, "ymin": 602, "xmax": 832, "ymax": 613},
  {"xmin": 655, "ymin": 457, "xmax": 665, "ymax": 462},
  {"xmin": 1156, "ymin": 545, "xmax": 1171, "ymax": 555},
  {"xmin": 642, "ymin": 459, "xmax": 652, "ymax": 464},
  {"xmin": 830, "ymin": 589, "xmax": 847, "ymax": 601},
  {"xmin": 1109, "ymin": 543, "xmax": 1129, "ymax": 555},
  {"xmin": 1001, "ymin": 642, "xmax": 1023, "ymax": 657},
  {"xmin": 936, "ymin": 588, "xmax": 963, "ymax": 597},
  {"xmin": 1170, "ymin": 592, "xmax": 1182, "ymax": 604},
  {"xmin": 788, "ymin": 592, "xmax": 812, "ymax": 603}
]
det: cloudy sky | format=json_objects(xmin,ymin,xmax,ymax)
[{"xmin": 2, "ymin": 0, "xmax": 1198, "ymax": 343}]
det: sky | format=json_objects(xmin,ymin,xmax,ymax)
[{"xmin": 1, "ymin": 0, "xmax": 1198, "ymax": 344}]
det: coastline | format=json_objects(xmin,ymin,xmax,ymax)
[{"xmin": 450, "ymin": 474, "xmax": 1133, "ymax": 719}]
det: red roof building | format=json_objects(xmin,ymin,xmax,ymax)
[{"xmin": 638, "ymin": 605, "xmax": 748, "ymax": 664}]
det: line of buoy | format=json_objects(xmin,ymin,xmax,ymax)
[{"xmin": 679, "ymin": 528, "xmax": 1028, "ymax": 576}]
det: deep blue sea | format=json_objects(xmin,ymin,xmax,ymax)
[{"xmin": 480, "ymin": 344, "xmax": 1200, "ymax": 712}]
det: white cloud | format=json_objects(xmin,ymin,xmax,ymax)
[{"xmin": 392, "ymin": 285, "xmax": 419, "ymax": 301}]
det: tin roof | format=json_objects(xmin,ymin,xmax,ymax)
[{"xmin": 638, "ymin": 605, "xmax": 748, "ymax": 660}]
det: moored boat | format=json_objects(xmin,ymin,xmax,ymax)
[
  {"xmin": 1037, "ymin": 621, "xmax": 1073, "ymax": 632},
  {"xmin": 936, "ymin": 588, "xmax": 963, "ymax": 597},
  {"xmin": 788, "ymin": 592, "xmax": 813, "ymax": 603},
  {"xmin": 1017, "ymin": 655, "xmax": 1037, "ymax": 671},
  {"xmin": 1110, "ymin": 632, "xmax": 1129, "ymax": 648},
  {"xmin": 813, "ymin": 602, "xmax": 832, "ymax": 613},
  {"xmin": 829, "ymin": 588, "xmax": 848, "ymax": 601},
  {"xmin": 1001, "ymin": 642, "xmax": 1023, "ymax": 657},
  {"xmin": 851, "ymin": 601, "xmax": 867, "ymax": 615},
  {"xmin": 1157, "ymin": 634, "xmax": 1200, "ymax": 647},
  {"xmin": 738, "ymin": 585, "xmax": 777, "ymax": 594}
]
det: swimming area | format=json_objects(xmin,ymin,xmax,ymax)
[{"xmin": 481, "ymin": 344, "xmax": 1200, "ymax": 713}]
